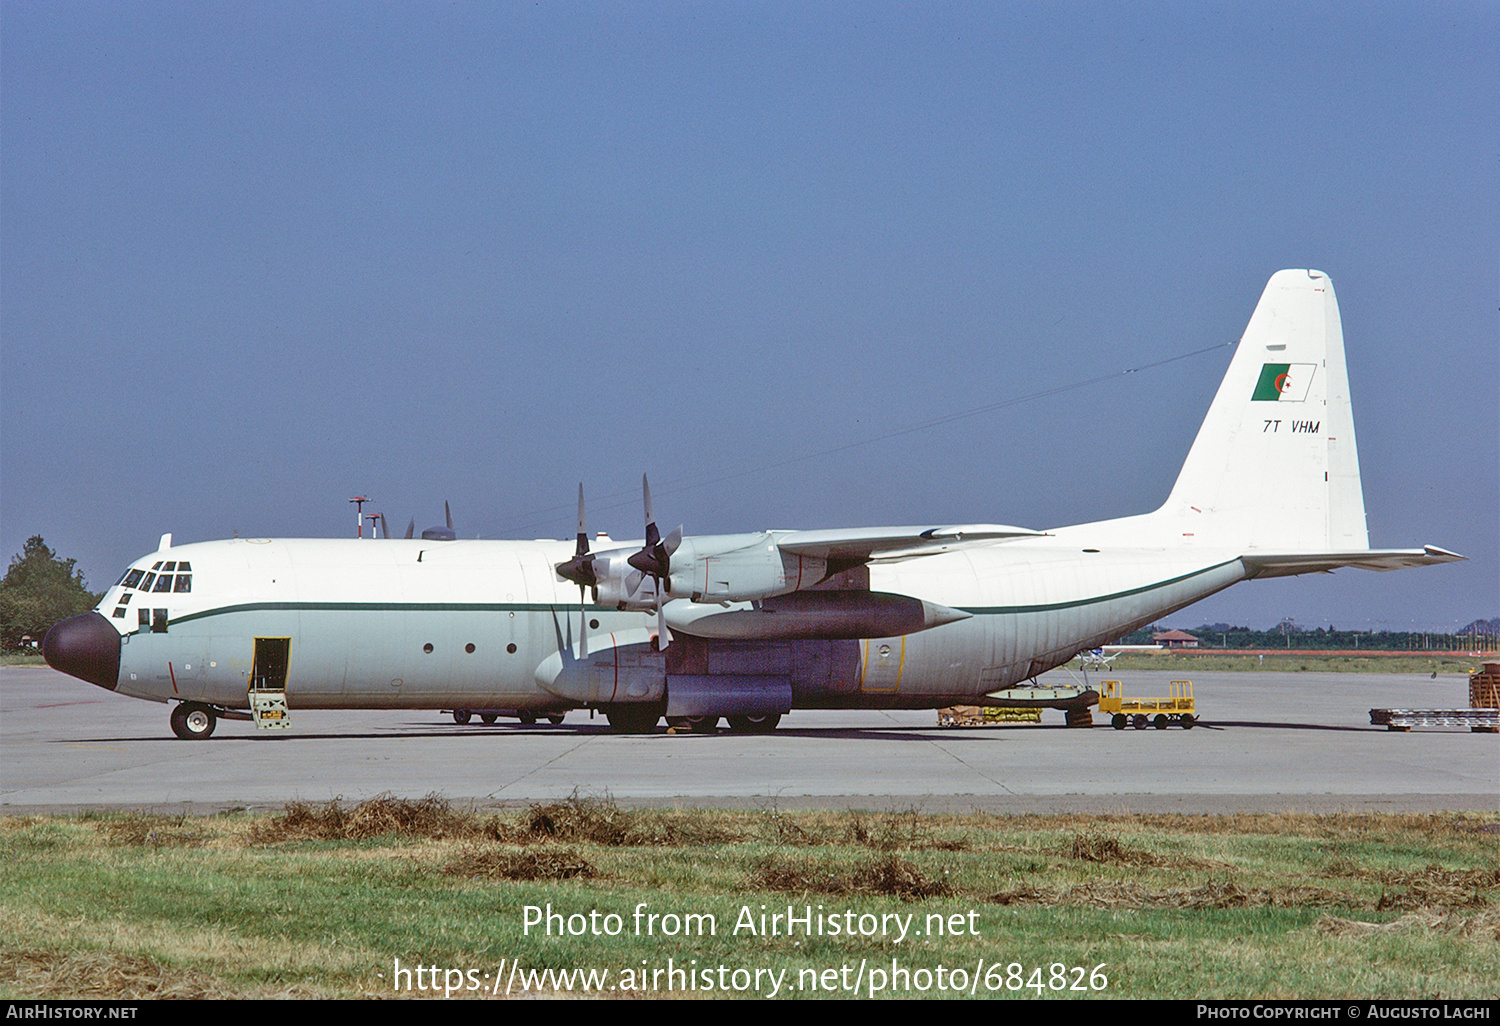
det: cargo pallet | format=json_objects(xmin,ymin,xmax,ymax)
[
  {"xmin": 1098, "ymin": 679, "xmax": 1196, "ymax": 730},
  {"xmin": 1368, "ymin": 708, "xmax": 1499, "ymax": 732},
  {"xmin": 1369, "ymin": 661, "xmax": 1500, "ymax": 733},
  {"xmin": 938, "ymin": 705, "xmax": 1043, "ymax": 726}
]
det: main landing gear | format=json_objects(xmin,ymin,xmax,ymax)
[
  {"xmin": 605, "ymin": 705, "xmax": 662, "ymax": 734},
  {"xmin": 726, "ymin": 713, "xmax": 781, "ymax": 734},
  {"xmin": 604, "ymin": 708, "xmax": 784, "ymax": 735}
]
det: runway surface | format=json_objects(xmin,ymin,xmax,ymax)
[{"xmin": 3, "ymin": 664, "xmax": 1495, "ymax": 814}]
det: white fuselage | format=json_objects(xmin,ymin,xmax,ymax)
[{"xmin": 97, "ymin": 531, "xmax": 1247, "ymax": 712}]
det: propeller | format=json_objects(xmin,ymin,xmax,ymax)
[
  {"xmin": 626, "ymin": 474, "xmax": 681, "ymax": 650},
  {"xmin": 554, "ymin": 484, "xmax": 598, "ymax": 657},
  {"xmin": 421, "ymin": 501, "xmax": 456, "ymax": 541},
  {"xmin": 390, "ymin": 503, "xmax": 454, "ymax": 541}
]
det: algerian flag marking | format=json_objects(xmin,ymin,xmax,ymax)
[{"xmin": 1251, "ymin": 363, "xmax": 1315, "ymax": 402}]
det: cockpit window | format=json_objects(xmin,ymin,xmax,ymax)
[
  {"xmin": 153, "ymin": 574, "xmax": 174, "ymax": 593},
  {"xmin": 122, "ymin": 569, "xmax": 145, "ymax": 589},
  {"xmin": 151, "ymin": 562, "xmax": 162, "ymax": 570},
  {"xmin": 162, "ymin": 561, "xmax": 177, "ymax": 572},
  {"xmin": 173, "ymin": 574, "xmax": 192, "ymax": 593},
  {"xmin": 177, "ymin": 561, "xmax": 191, "ymax": 571},
  {"xmin": 139, "ymin": 573, "xmax": 156, "ymax": 592}
]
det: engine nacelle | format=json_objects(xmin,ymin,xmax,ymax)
[
  {"xmin": 590, "ymin": 552, "xmax": 663, "ymax": 611},
  {"xmin": 587, "ymin": 532, "xmax": 829, "ymax": 609},
  {"xmin": 665, "ymin": 533, "xmax": 827, "ymax": 603}
]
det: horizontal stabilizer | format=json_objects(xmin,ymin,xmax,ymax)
[{"xmin": 1241, "ymin": 546, "xmax": 1465, "ymax": 579}]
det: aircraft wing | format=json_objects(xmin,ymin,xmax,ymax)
[
  {"xmin": 1241, "ymin": 546, "xmax": 1465, "ymax": 579},
  {"xmin": 776, "ymin": 524, "xmax": 1046, "ymax": 564}
]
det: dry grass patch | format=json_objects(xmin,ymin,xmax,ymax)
[
  {"xmin": 1318, "ymin": 907, "xmax": 1500, "ymax": 940},
  {"xmin": 445, "ymin": 844, "xmax": 596, "ymax": 881},
  {"xmin": 752, "ymin": 852, "xmax": 954, "ymax": 899},
  {"xmin": 845, "ymin": 808, "xmax": 970, "ymax": 852},
  {"xmin": 524, "ymin": 791, "xmax": 737, "ymax": 847},
  {"xmin": 1373, "ymin": 865, "xmax": 1500, "ymax": 912},
  {"xmin": 1067, "ymin": 830, "xmax": 1160, "ymax": 866},
  {"xmin": 2, "ymin": 948, "xmax": 225, "ymax": 1000},
  {"xmin": 100, "ymin": 814, "xmax": 209, "ymax": 849},
  {"xmin": 989, "ymin": 878, "xmax": 1355, "ymax": 910},
  {"xmin": 248, "ymin": 792, "xmax": 487, "ymax": 843}
]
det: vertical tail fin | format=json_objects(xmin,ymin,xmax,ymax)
[{"xmin": 1159, "ymin": 269, "xmax": 1368, "ymax": 551}]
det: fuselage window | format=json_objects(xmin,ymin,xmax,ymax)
[
  {"xmin": 139, "ymin": 573, "xmax": 156, "ymax": 593},
  {"xmin": 174, "ymin": 574, "xmax": 192, "ymax": 593},
  {"xmin": 122, "ymin": 569, "xmax": 145, "ymax": 589},
  {"xmin": 153, "ymin": 574, "xmax": 174, "ymax": 593}
]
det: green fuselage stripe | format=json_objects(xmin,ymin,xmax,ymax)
[{"xmin": 957, "ymin": 559, "xmax": 1240, "ymax": 614}]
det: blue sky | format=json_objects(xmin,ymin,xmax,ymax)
[{"xmin": 3, "ymin": 2, "xmax": 1495, "ymax": 632}]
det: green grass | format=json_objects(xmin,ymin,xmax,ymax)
[
  {"xmin": 2, "ymin": 798, "xmax": 1496, "ymax": 999},
  {"xmin": 1100, "ymin": 651, "xmax": 1487, "ymax": 674}
]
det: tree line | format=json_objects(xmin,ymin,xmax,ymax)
[
  {"xmin": 1, "ymin": 537, "xmax": 103, "ymax": 650},
  {"xmin": 1117, "ymin": 622, "xmax": 1499, "ymax": 652}
]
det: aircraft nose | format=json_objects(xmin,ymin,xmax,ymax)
[{"xmin": 42, "ymin": 611, "xmax": 122, "ymax": 691}]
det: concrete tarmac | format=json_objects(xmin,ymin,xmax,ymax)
[{"xmin": 3, "ymin": 664, "xmax": 1495, "ymax": 814}]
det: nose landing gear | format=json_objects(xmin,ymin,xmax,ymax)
[{"xmin": 170, "ymin": 702, "xmax": 217, "ymax": 740}]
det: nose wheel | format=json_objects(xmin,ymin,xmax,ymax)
[{"xmin": 170, "ymin": 702, "xmax": 217, "ymax": 740}]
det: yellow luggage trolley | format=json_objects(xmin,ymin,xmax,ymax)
[{"xmin": 1098, "ymin": 679, "xmax": 1196, "ymax": 730}]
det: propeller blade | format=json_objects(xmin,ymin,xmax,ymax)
[
  {"xmin": 628, "ymin": 474, "xmax": 671, "ymax": 577},
  {"xmin": 578, "ymin": 584, "xmax": 589, "ymax": 658},
  {"xmin": 555, "ymin": 483, "xmax": 599, "ymax": 587},
  {"xmin": 445, "ymin": 501, "xmax": 453, "ymax": 531},
  {"xmin": 656, "ymin": 601, "xmax": 671, "ymax": 652},
  {"xmin": 379, "ymin": 513, "xmax": 390, "ymax": 540},
  {"xmin": 404, "ymin": 517, "xmax": 415, "ymax": 540}
]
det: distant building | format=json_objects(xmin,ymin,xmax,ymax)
[{"xmin": 1152, "ymin": 630, "xmax": 1200, "ymax": 649}]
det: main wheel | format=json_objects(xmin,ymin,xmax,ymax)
[
  {"xmin": 546, "ymin": 713, "xmax": 566, "ymax": 725},
  {"xmin": 481, "ymin": 713, "xmax": 498, "ymax": 724},
  {"xmin": 606, "ymin": 706, "xmax": 661, "ymax": 734},
  {"xmin": 518, "ymin": 710, "xmax": 537, "ymax": 725},
  {"xmin": 452, "ymin": 709, "xmax": 472, "ymax": 724},
  {"xmin": 170, "ymin": 702, "xmax": 216, "ymax": 740},
  {"xmin": 726, "ymin": 713, "xmax": 781, "ymax": 734}
]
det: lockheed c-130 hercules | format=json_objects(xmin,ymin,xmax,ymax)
[{"xmin": 44, "ymin": 270, "xmax": 1462, "ymax": 739}]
